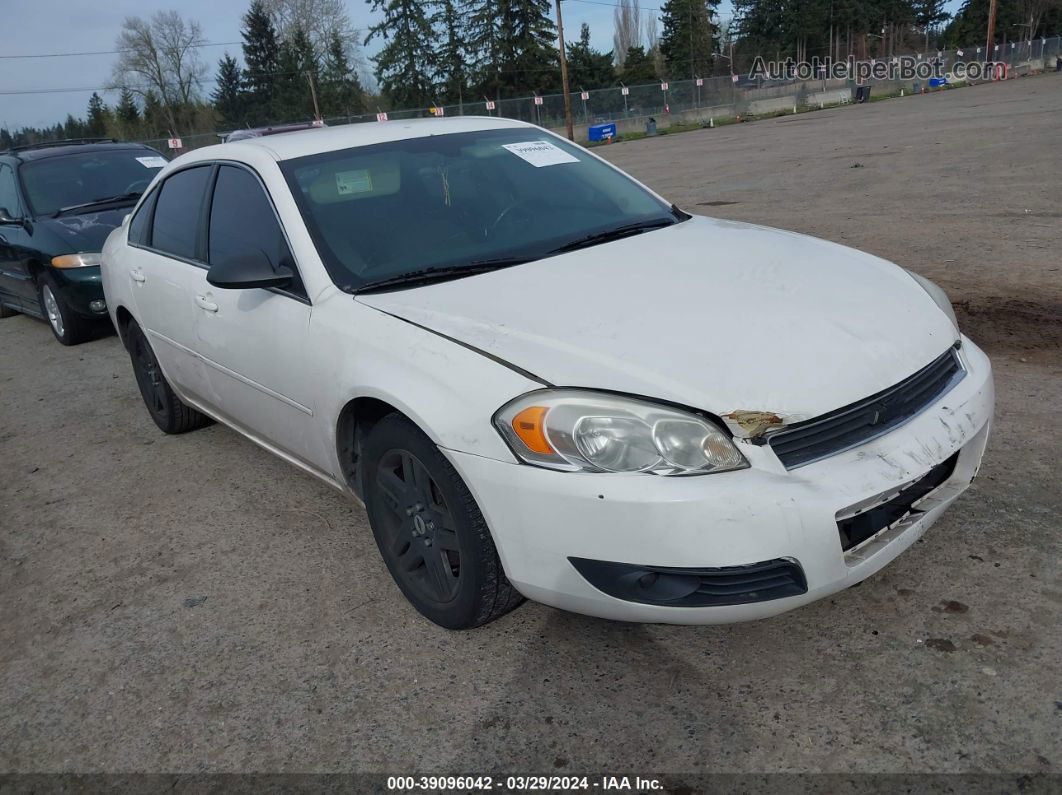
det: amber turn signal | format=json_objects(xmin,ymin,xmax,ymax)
[{"xmin": 511, "ymin": 405, "xmax": 554, "ymax": 454}]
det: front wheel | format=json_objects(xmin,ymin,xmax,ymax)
[
  {"xmin": 362, "ymin": 414, "xmax": 524, "ymax": 629},
  {"xmin": 38, "ymin": 272, "xmax": 92, "ymax": 345}
]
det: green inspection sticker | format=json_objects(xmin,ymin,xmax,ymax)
[{"xmin": 336, "ymin": 169, "xmax": 373, "ymax": 195}]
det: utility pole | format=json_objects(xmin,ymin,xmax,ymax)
[
  {"xmin": 986, "ymin": 0, "xmax": 998, "ymax": 60},
  {"xmin": 305, "ymin": 71, "xmax": 322, "ymax": 122},
  {"xmin": 555, "ymin": 0, "xmax": 574, "ymax": 140}
]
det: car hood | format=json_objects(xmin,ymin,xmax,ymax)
[
  {"xmin": 356, "ymin": 215, "xmax": 959, "ymax": 421},
  {"xmin": 37, "ymin": 207, "xmax": 131, "ymax": 253}
]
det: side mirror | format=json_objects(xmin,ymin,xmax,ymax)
[
  {"xmin": 0, "ymin": 207, "xmax": 21, "ymax": 225},
  {"xmin": 206, "ymin": 253, "xmax": 293, "ymax": 290}
]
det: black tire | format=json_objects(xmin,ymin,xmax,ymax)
[
  {"xmin": 125, "ymin": 319, "xmax": 212, "ymax": 434},
  {"xmin": 38, "ymin": 272, "xmax": 92, "ymax": 345},
  {"xmin": 362, "ymin": 413, "xmax": 524, "ymax": 629}
]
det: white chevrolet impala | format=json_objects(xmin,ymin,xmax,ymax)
[{"xmin": 101, "ymin": 118, "xmax": 994, "ymax": 629}]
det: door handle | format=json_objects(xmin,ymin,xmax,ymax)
[
  {"xmin": 130, "ymin": 268, "xmax": 146, "ymax": 283},
  {"xmin": 194, "ymin": 294, "xmax": 219, "ymax": 313}
]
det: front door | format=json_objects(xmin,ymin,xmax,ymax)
[
  {"xmin": 191, "ymin": 164, "xmax": 323, "ymax": 469},
  {"xmin": 0, "ymin": 163, "xmax": 36, "ymax": 312}
]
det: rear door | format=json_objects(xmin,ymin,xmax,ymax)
[
  {"xmin": 192, "ymin": 163, "xmax": 322, "ymax": 468},
  {"xmin": 127, "ymin": 165, "xmax": 214, "ymax": 405}
]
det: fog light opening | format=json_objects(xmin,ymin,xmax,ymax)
[{"xmin": 89, "ymin": 300, "xmax": 107, "ymax": 313}]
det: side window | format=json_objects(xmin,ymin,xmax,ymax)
[
  {"xmin": 208, "ymin": 165, "xmax": 297, "ymax": 282},
  {"xmin": 128, "ymin": 188, "xmax": 157, "ymax": 246},
  {"xmin": 151, "ymin": 166, "xmax": 211, "ymax": 260},
  {"xmin": 0, "ymin": 164, "xmax": 21, "ymax": 218}
]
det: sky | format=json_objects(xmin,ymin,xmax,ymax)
[{"xmin": 1, "ymin": 0, "xmax": 962, "ymax": 131}]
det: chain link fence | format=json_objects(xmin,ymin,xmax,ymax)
[{"xmin": 143, "ymin": 35, "xmax": 1062, "ymax": 154}]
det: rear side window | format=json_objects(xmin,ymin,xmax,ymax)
[
  {"xmin": 128, "ymin": 189, "xmax": 157, "ymax": 245},
  {"xmin": 151, "ymin": 166, "xmax": 211, "ymax": 260},
  {"xmin": 208, "ymin": 165, "xmax": 294, "ymax": 273}
]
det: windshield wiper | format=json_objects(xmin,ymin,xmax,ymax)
[
  {"xmin": 352, "ymin": 257, "xmax": 532, "ymax": 295},
  {"xmin": 54, "ymin": 192, "xmax": 142, "ymax": 217},
  {"xmin": 547, "ymin": 217, "xmax": 678, "ymax": 256}
]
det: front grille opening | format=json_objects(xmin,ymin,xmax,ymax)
[
  {"xmin": 569, "ymin": 557, "xmax": 808, "ymax": 607},
  {"xmin": 768, "ymin": 345, "xmax": 964, "ymax": 469},
  {"xmin": 837, "ymin": 452, "xmax": 959, "ymax": 552}
]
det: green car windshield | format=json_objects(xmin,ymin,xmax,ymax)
[
  {"xmin": 280, "ymin": 128, "xmax": 679, "ymax": 291},
  {"xmin": 20, "ymin": 150, "xmax": 166, "ymax": 216}
]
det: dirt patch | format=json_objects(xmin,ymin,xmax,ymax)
[{"xmin": 953, "ymin": 297, "xmax": 1062, "ymax": 354}]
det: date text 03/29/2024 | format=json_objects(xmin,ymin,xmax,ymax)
[{"xmin": 386, "ymin": 775, "xmax": 664, "ymax": 791}]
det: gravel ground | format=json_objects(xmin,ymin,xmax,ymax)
[{"xmin": 1, "ymin": 74, "xmax": 1060, "ymax": 780}]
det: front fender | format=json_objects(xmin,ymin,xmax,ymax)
[{"xmin": 314, "ymin": 295, "xmax": 541, "ymax": 471}]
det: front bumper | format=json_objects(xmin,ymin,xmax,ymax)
[
  {"xmin": 444, "ymin": 336, "xmax": 994, "ymax": 624},
  {"xmin": 50, "ymin": 265, "xmax": 107, "ymax": 317}
]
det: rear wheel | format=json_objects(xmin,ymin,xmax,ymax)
[
  {"xmin": 38, "ymin": 272, "xmax": 92, "ymax": 345},
  {"xmin": 362, "ymin": 413, "xmax": 524, "ymax": 629},
  {"xmin": 126, "ymin": 319, "xmax": 212, "ymax": 434}
]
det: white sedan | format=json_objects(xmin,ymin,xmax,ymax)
[{"xmin": 101, "ymin": 118, "xmax": 994, "ymax": 629}]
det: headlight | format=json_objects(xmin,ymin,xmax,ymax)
[
  {"xmin": 493, "ymin": 390, "xmax": 748, "ymax": 475},
  {"xmin": 51, "ymin": 253, "xmax": 101, "ymax": 269},
  {"xmin": 906, "ymin": 270, "xmax": 958, "ymax": 331}
]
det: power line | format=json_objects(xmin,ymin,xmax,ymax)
[
  {"xmin": 566, "ymin": 0, "xmax": 663, "ymax": 11},
  {"xmin": 0, "ymin": 40, "xmax": 242, "ymax": 60}
]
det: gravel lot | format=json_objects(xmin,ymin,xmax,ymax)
[{"xmin": 2, "ymin": 75, "xmax": 1060, "ymax": 780}]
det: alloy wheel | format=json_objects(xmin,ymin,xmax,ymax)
[
  {"xmin": 374, "ymin": 449, "xmax": 462, "ymax": 605},
  {"xmin": 131, "ymin": 332, "xmax": 166, "ymax": 417},
  {"xmin": 41, "ymin": 285, "xmax": 64, "ymax": 338}
]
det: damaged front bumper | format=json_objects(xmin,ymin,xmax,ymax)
[{"xmin": 444, "ymin": 335, "xmax": 994, "ymax": 625}]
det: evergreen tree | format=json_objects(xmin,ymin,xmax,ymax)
[
  {"xmin": 86, "ymin": 93, "xmax": 109, "ymax": 137},
  {"xmin": 437, "ymin": 0, "xmax": 468, "ymax": 105},
  {"xmin": 366, "ymin": 0, "xmax": 438, "ymax": 108},
  {"xmin": 242, "ymin": 1, "xmax": 282, "ymax": 124},
  {"xmin": 142, "ymin": 91, "xmax": 165, "ymax": 137},
  {"xmin": 468, "ymin": 0, "xmax": 557, "ymax": 99},
  {"xmin": 619, "ymin": 45, "xmax": 658, "ymax": 82},
  {"xmin": 659, "ymin": 0, "xmax": 720, "ymax": 80},
  {"xmin": 212, "ymin": 54, "xmax": 245, "ymax": 123},
  {"xmin": 321, "ymin": 30, "xmax": 366, "ymax": 117},
  {"xmin": 566, "ymin": 23, "xmax": 615, "ymax": 89},
  {"xmin": 116, "ymin": 88, "xmax": 140, "ymax": 124},
  {"xmin": 275, "ymin": 27, "xmax": 319, "ymax": 120}
]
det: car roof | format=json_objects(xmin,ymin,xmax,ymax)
[
  {"xmin": 4, "ymin": 141, "xmax": 158, "ymax": 162},
  {"xmin": 185, "ymin": 116, "xmax": 538, "ymax": 163}
]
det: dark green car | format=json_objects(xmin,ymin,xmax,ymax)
[{"xmin": 0, "ymin": 139, "xmax": 167, "ymax": 345}]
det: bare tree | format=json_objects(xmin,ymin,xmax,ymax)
[
  {"xmin": 1021, "ymin": 0, "xmax": 1062, "ymax": 48},
  {"xmin": 613, "ymin": 0, "xmax": 643, "ymax": 68},
  {"xmin": 262, "ymin": 0, "xmax": 356, "ymax": 51},
  {"xmin": 111, "ymin": 11, "xmax": 206, "ymax": 135}
]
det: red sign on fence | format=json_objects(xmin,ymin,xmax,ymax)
[
  {"xmin": 580, "ymin": 91, "xmax": 589, "ymax": 101},
  {"xmin": 167, "ymin": 138, "xmax": 182, "ymax": 150},
  {"xmin": 485, "ymin": 100, "xmax": 496, "ymax": 110},
  {"xmin": 660, "ymin": 82, "xmax": 669, "ymax": 91},
  {"xmin": 533, "ymin": 96, "xmax": 543, "ymax": 105},
  {"xmin": 376, "ymin": 112, "xmax": 388, "ymax": 122}
]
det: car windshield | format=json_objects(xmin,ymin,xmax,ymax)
[
  {"xmin": 281, "ymin": 128, "xmax": 680, "ymax": 291},
  {"xmin": 20, "ymin": 149, "xmax": 167, "ymax": 216}
]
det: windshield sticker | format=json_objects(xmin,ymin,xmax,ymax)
[
  {"xmin": 336, "ymin": 169, "xmax": 374, "ymax": 195},
  {"xmin": 136, "ymin": 156, "xmax": 168, "ymax": 168},
  {"xmin": 501, "ymin": 140, "xmax": 579, "ymax": 168}
]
